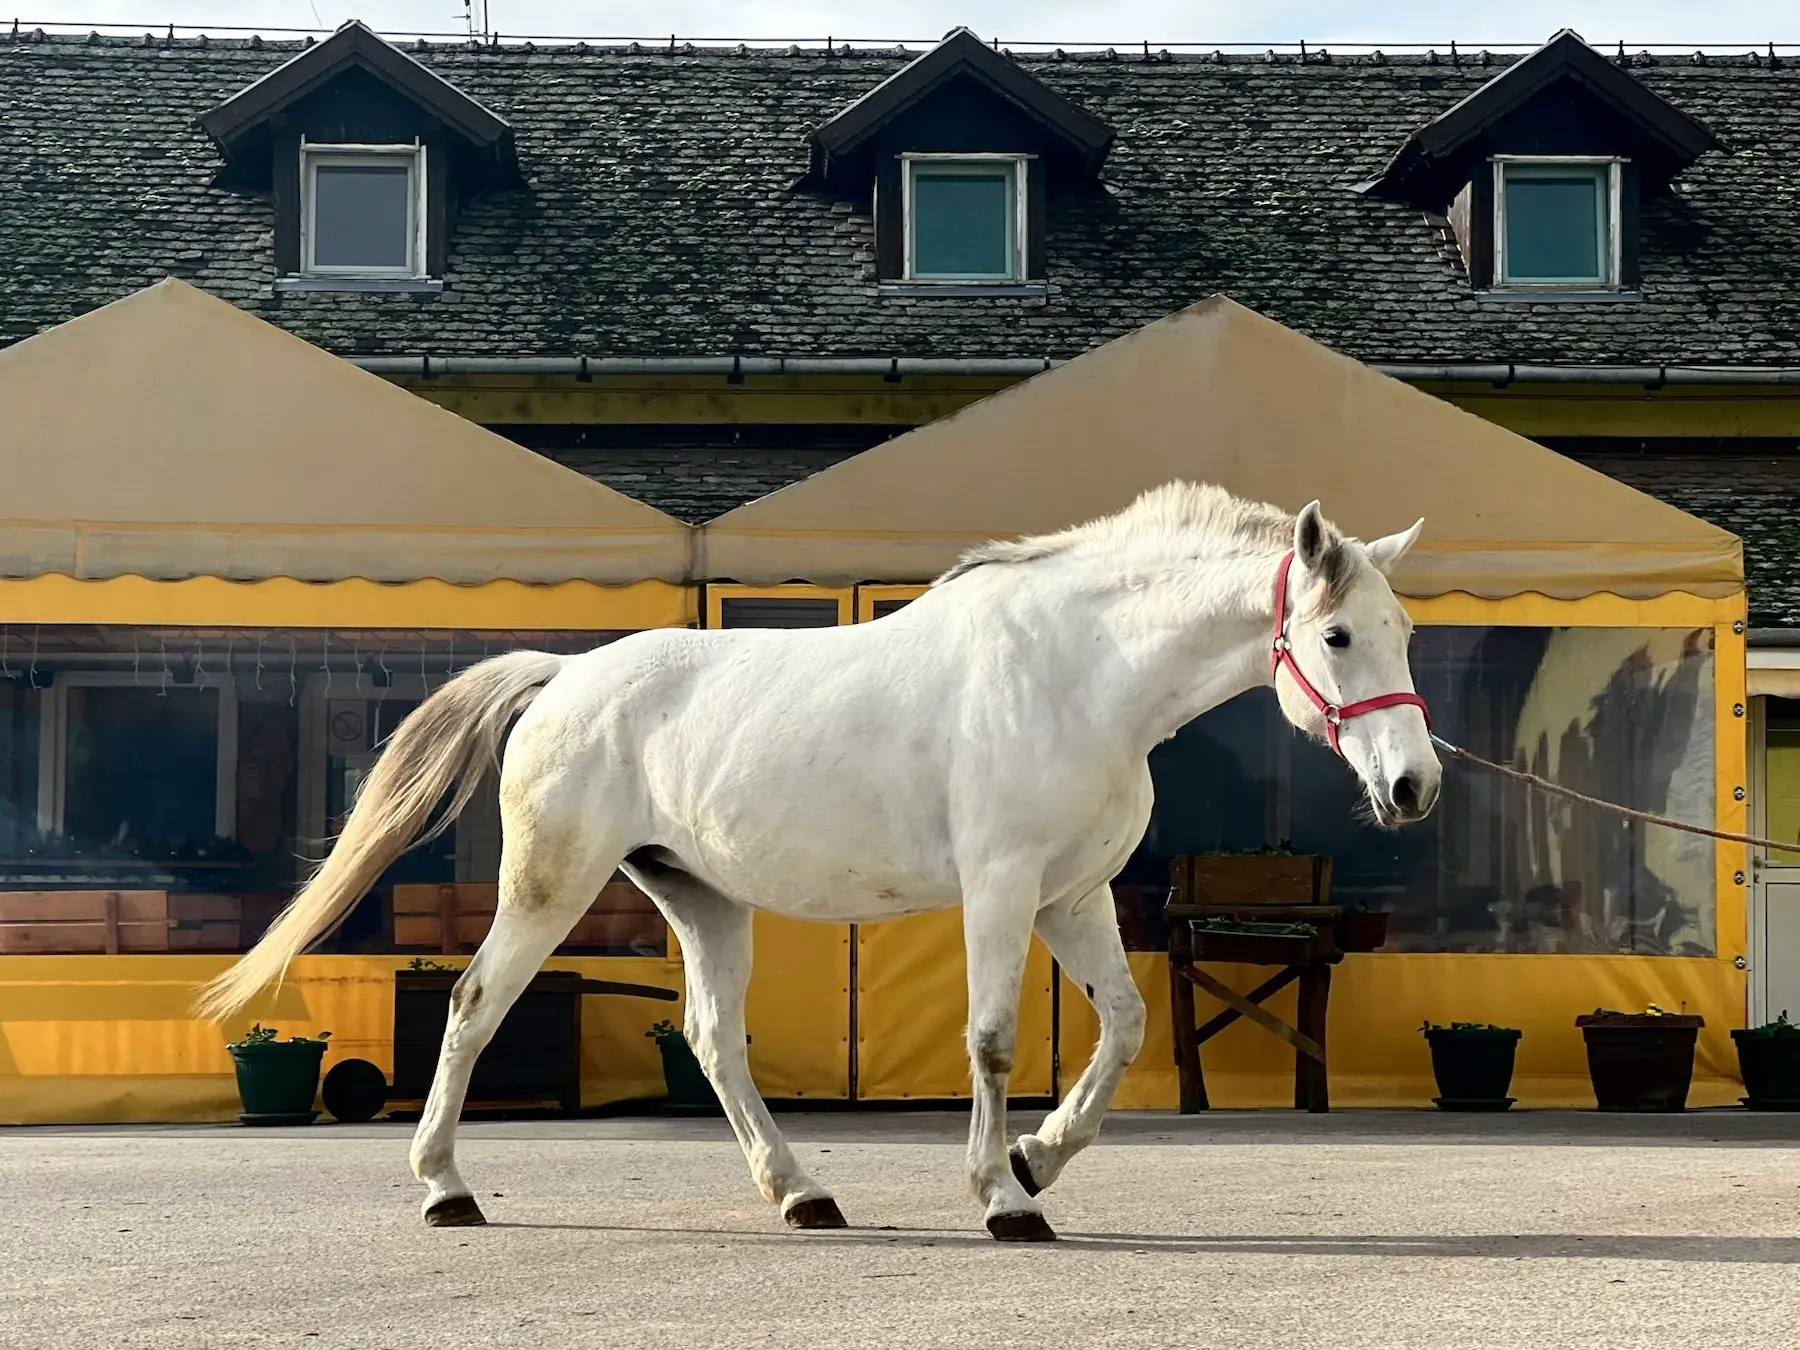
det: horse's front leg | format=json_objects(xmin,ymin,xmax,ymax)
[
  {"xmin": 962, "ymin": 874, "xmax": 1055, "ymax": 1242},
  {"xmin": 1009, "ymin": 883, "xmax": 1145, "ymax": 1198},
  {"xmin": 624, "ymin": 860, "xmax": 844, "ymax": 1230}
]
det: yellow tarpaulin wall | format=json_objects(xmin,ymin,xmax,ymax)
[
  {"xmin": 1061, "ymin": 953, "xmax": 1748, "ymax": 1110},
  {"xmin": 846, "ymin": 586, "xmax": 1750, "ymax": 1107},
  {"xmin": 0, "ymin": 918, "xmax": 849, "ymax": 1123},
  {"xmin": 855, "ymin": 911, "xmax": 1055, "ymax": 1099}
]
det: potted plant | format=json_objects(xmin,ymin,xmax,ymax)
[
  {"xmin": 1732, "ymin": 1011, "xmax": 1800, "ymax": 1110},
  {"xmin": 1575, "ymin": 1005, "xmax": 1705, "ymax": 1112},
  {"xmin": 647, "ymin": 1019, "xmax": 722, "ymax": 1113},
  {"xmin": 1420, "ymin": 1021, "xmax": 1521, "ymax": 1111},
  {"xmin": 227, "ymin": 1024, "xmax": 331, "ymax": 1126}
]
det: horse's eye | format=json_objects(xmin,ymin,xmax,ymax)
[{"xmin": 1324, "ymin": 629, "xmax": 1351, "ymax": 649}]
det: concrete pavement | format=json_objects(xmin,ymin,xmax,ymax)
[{"xmin": 3, "ymin": 1110, "xmax": 1797, "ymax": 1349}]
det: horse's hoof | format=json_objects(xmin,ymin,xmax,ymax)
[
  {"xmin": 1009, "ymin": 1146, "xmax": 1043, "ymax": 1199},
  {"xmin": 784, "ymin": 1197, "xmax": 849, "ymax": 1230},
  {"xmin": 987, "ymin": 1210, "xmax": 1057, "ymax": 1243},
  {"xmin": 424, "ymin": 1195, "xmax": 488, "ymax": 1228}
]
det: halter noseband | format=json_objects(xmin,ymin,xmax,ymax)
[{"xmin": 1271, "ymin": 550, "xmax": 1431, "ymax": 758}]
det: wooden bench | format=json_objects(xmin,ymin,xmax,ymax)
[
  {"xmin": 0, "ymin": 890, "xmax": 241, "ymax": 953},
  {"xmin": 392, "ymin": 880, "xmax": 666, "ymax": 955}
]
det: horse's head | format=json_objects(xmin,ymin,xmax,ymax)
[{"xmin": 1271, "ymin": 501, "xmax": 1441, "ymax": 827}]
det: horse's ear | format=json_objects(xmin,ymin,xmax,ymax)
[
  {"xmin": 1365, "ymin": 518, "xmax": 1424, "ymax": 576},
  {"xmin": 1293, "ymin": 501, "xmax": 1330, "ymax": 569}
]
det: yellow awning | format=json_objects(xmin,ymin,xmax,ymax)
[
  {"xmin": 0, "ymin": 279, "xmax": 691, "ymax": 585},
  {"xmin": 699, "ymin": 297, "xmax": 1742, "ymax": 600}
]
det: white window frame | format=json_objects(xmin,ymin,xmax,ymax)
[
  {"xmin": 901, "ymin": 152, "xmax": 1029, "ymax": 283},
  {"xmin": 1491, "ymin": 155, "xmax": 1624, "ymax": 291},
  {"xmin": 300, "ymin": 140, "xmax": 428, "ymax": 279},
  {"xmin": 37, "ymin": 673, "xmax": 239, "ymax": 841}
]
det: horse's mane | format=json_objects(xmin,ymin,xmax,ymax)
[
  {"xmin": 935, "ymin": 482, "xmax": 1290, "ymax": 585},
  {"xmin": 933, "ymin": 480, "xmax": 1363, "ymax": 610}
]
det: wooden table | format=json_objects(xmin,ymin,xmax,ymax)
[{"xmin": 1166, "ymin": 904, "xmax": 1345, "ymax": 1113}]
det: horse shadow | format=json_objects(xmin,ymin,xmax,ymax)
[{"xmin": 488, "ymin": 1222, "xmax": 1800, "ymax": 1263}]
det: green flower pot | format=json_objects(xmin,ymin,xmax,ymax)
[
  {"xmin": 229, "ymin": 1040, "xmax": 328, "ymax": 1125},
  {"xmin": 1423, "ymin": 1026, "xmax": 1521, "ymax": 1110},
  {"xmin": 654, "ymin": 1032, "xmax": 722, "ymax": 1113},
  {"xmin": 1732, "ymin": 1026, "xmax": 1800, "ymax": 1109}
]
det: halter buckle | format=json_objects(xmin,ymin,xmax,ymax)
[{"xmin": 1324, "ymin": 705, "xmax": 1342, "ymax": 726}]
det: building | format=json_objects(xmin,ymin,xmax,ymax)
[{"xmin": 0, "ymin": 21, "xmax": 1794, "ymax": 1116}]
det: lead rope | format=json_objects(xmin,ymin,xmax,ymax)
[{"xmin": 1429, "ymin": 732, "xmax": 1792, "ymax": 853}]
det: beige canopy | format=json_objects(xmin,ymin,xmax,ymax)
[
  {"xmin": 0, "ymin": 279, "xmax": 690, "ymax": 585},
  {"xmin": 700, "ymin": 297, "xmax": 1742, "ymax": 600}
]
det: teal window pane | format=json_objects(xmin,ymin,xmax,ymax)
[
  {"xmin": 910, "ymin": 168, "xmax": 1014, "ymax": 278},
  {"xmin": 1501, "ymin": 166, "xmax": 1609, "ymax": 284},
  {"xmin": 312, "ymin": 163, "xmax": 413, "ymax": 270}
]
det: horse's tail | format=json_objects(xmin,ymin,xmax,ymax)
[{"xmin": 196, "ymin": 650, "xmax": 569, "ymax": 1020}]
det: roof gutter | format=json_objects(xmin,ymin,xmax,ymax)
[
  {"xmin": 350, "ymin": 354, "xmax": 1800, "ymax": 386},
  {"xmin": 1750, "ymin": 629, "xmax": 1800, "ymax": 648},
  {"xmin": 349, "ymin": 355, "xmax": 1060, "ymax": 378},
  {"xmin": 1371, "ymin": 362, "xmax": 1800, "ymax": 387}
]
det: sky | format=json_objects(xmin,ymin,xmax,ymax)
[{"xmin": 18, "ymin": 1, "xmax": 1800, "ymax": 47}]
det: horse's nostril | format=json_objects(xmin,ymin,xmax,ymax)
[{"xmin": 1391, "ymin": 775, "xmax": 1419, "ymax": 813}]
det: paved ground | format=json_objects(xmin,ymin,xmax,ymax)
[{"xmin": 3, "ymin": 1110, "xmax": 1797, "ymax": 1349}]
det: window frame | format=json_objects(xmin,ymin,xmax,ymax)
[
  {"xmin": 900, "ymin": 152, "xmax": 1030, "ymax": 284},
  {"xmin": 35, "ymin": 672, "xmax": 239, "ymax": 841},
  {"xmin": 1491, "ymin": 155, "xmax": 1624, "ymax": 292},
  {"xmin": 299, "ymin": 140, "xmax": 428, "ymax": 280}
]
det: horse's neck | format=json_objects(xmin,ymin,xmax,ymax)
[{"xmin": 1016, "ymin": 551, "xmax": 1280, "ymax": 754}]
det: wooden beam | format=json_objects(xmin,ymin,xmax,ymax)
[{"xmin": 1182, "ymin": 965, "xmax": 1324, "ymax": 1062}]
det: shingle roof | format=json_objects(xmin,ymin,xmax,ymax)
[{"xmin": 6, "ymin": 34, "xmax": 1800, "ymax": 366}]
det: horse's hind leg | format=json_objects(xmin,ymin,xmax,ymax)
[
  {"xmin": 1009, "ymin": 884, "xmax": 1145, "ymax": 1197},
  {"xmin": 409, "ymin": 819, "xmax": 624, "ymax": 1227},
  {"xmin": 623, "ymin": 857, "xmax": 843, "ymax": 1230}
]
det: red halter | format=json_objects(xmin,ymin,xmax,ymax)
[{"xmin": 1270, "ymin": 551, "xmax": 1431, "ymax": 757}]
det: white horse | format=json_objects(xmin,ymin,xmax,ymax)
[{"xmin": 201, "ymin": 482, "xmax": 1439, "ymax": 1242}]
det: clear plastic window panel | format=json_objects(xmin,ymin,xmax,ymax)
[{"xmin": 1118, "ymin": 627, "xmax": 1716, "ymax": 956}]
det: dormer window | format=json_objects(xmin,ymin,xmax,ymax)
[
  {"xmin": 199, "ymin": 21, "xmax": 522, "ymax": 294},
  {"xmin": 1362, "ymin": 30, "xmax": 1718, "ymax": 300},
  {"xmin": 1494, "ymin": 157, "xmax": 1621, "ymax": 289},
  {"xmin": 302, "ymin": 143, "xmax": 426, "ymax": 278},
  {"xmin": 808, "ymin": 29, "xmax": 1113, "ymax": 295},
  {"xmin": 904, "ymin": 155, "xmax": 1026, "ymax": 282}
]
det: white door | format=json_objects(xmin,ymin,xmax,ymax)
[
  {"xmin": 1753, "ymin": 699, "xmax": 1800, "ymax": 1024},
  {"xmin": 1763, "ymin": 879, "xmax": 1800, "ymax": 1025}
]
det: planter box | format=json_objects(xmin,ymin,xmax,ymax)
[
  {"xmin": 1171, "ymin": 854, "xmax": 1332, "ymax": 907},
  {"xmin": 1731, "ymin": 1029, "xmax": 1800, "ymax": 1110},
  {"xmin": 1576, "ymin": 1013, "xmax": 1704, "ymax": 1112},
  {"xmin": 1423, "ymin": 1026, "xmax": 1521, "ymax": 1110},
  {"xmin": 392, "ymin": 969, "xmax": 588, "ymax": 1113},
  {"xmin": 1188, "ymin": 925, "xmax": 1326, "ymax": 966}
]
